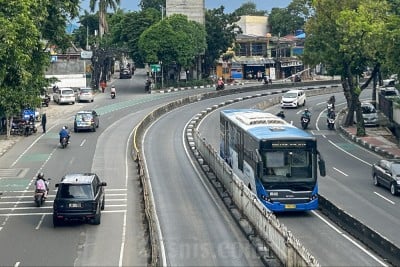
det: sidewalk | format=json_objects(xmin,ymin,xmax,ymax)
[{"xmin": 339, "ymin": 124, "xmax": 400, "ymax": 159}]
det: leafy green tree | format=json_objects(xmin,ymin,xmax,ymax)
[
  {"xmin": 0, "ymin": 0, "xmax": 52, "ymax": 138},
  {"xmin": 303, "ymin": 0, "xmax": 393, "ymax": 136},
  {"xmin": 73, "ymin": 12, "xmax": 99, "ymax": 50},
  {"xmin": 233, "ymin": 2, "xmax": 267, "ymax": 16},
  {"xmin": 109, "ymin": 8, "xmax": 160, "ymax": 66},
  {"xmin": 89, "ymin": 0, "xmax": 121, "ymax": 37},
  {"xmin": 269, "ymin": 0, "xmax": 309, "ymax": 36},
  {"xmin": 204, "ymin": 7, "xmax": 241, "ymax": 76},
  {"xmin": 40, "ymin": 0, "xmax": 80, "ymax": 51},
  {"xmin": 138, "ymin": 14, "xmax": 206, "ymax": 73},
  {"xmin": 140, "ymin": 0, "xmax": 164, "ymax": 10}
]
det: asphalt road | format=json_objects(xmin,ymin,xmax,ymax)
[
  {"xmin": 0, "ymin": 70, "xmax": 216, "ymax": 266},
  {"xmin": 196, "ymin": 90, "xmax": 390, "ymax": 266},
  {"xmin": 0, "ymin": 72, "xmax": 393, "ymax": 266}
]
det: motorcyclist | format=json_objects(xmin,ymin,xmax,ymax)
[
  {"xmin": 145, "ymin": 78, "xmax": 152, "ymax": 92},
  {"xmin": 276, "ymin": 110, "xmax": 285, "ymax": 119},
  {"xmin": 328, "ymin": 95, "xmax": 336, "ymax": 109},
  {"xmin": 217, "ymin": 77, "xmax": 225, "ymax": 90},
  {"xmin": 327, "ymin": 108, "xmax": 336, "ymax": 119},
  {"xmin": 59, "ymin": 126, "xmax": 70, "ymax": 144},
  {"xmin": 301, "ymin": 108, "xmax": 311, "ymax": 120},
  {"xmin": 35, "ymin": 172, "xmax": 48, "ymax": 199}
]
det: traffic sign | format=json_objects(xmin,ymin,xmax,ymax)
[
  {"xmin": 81, "ymin": 50, "xmax": 93, "ymax": 59},
  {"xmin": 150, "ymin": 64, "xmax": 161, "ymax": 72}
]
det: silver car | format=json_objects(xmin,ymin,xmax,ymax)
[
  {"xmin": 53, "ymin": 87, "xmax": 75, "ymax": 105},
  {"xmin": 355, "ymin": 102, "xmax": 379, "ymax": 126},
  {"xmin": 77, "ymin": 88, "xmax": 94, "ymax": 102}
]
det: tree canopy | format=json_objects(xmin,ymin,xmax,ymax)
[
  {"xmin": 138, "ymin": 14, "xmax": 206, "ymax": 70},
  {"xmin": 303, "ymin": 0, "xmax": 397, "ymax": 136},
  {"xmin": 233, "ymin": 2, "xmax": 267, "ymax": 16},
  {"xmin": 0, "ymin": 0, "xmax": 80, "ymax": 138}
]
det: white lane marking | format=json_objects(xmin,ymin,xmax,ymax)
[
  {"xmin": 142, "ymin": 121, "xmax": 168, "ymax": 267},
  {"xmin": 35, "ymin": 214, "xmax": 45, "ymax": 230},
  {"xmin": 0, "ymin": 204, "xmax": 126, "ymax": 211},
  {"xmin": 0, "ymin": 210, "xmax": 126, "ymax": 216},
  {"xmin": 373, "ymin": 192, "xmax": 396, "ymax": 205},
  {"xmin": 333, "ymin": 167, "xmax": 348, "ymax": 177},
  {"xmin": 119, "ymin": 128, "xmax": 134, "ymax": 266},
  {"xmin": 328, "ymin": 140, "xmax": 372, "ymax": 166},
  {"xmin": 14, "ymin": 262, "xmax": 20, "ymax": 267},
  {"xmin": 80, "ymin": 139, "xmax": 86, "ymax": 147},
  {"xmin": 11, "ymin": 137, "xmax": 43, "ymax": 167},
  {"xmin": 0, "ymin": 191, "xmax": 125, "ymax": 197},
  {"xmin": 0, "ymin": 198, "xmax": 126, "ymax": 205},
  {"xmin": 312, "ymin": 211, "xmax": 389, "ymax": 266},
  {"xmin": 118, "ymin": 211, "xmax": 127, "ymax": 267}
]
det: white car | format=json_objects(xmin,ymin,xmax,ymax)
[
  {"xmin": 76, "ymin": 88, "xmax": 94, "ymax": 102},
  {"xmin": 53, "ymin": 87, "xmax": 75, "ymax": 105},
  {"xmin": 280, "ymin": 89, "xmax": 306, "ymax": 108}
]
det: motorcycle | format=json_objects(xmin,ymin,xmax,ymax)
[
  {"xmin": 216, "ymin": 83, "xmax": 225, "ymax": 91},
  {"xmin": 327, "ymin": 117, "xmax": 335, "ymax": 130},
  {"xmin": 111, "ymin": 92, "xmax": 116, "ymax": 99},
  {"xmin": 34, "ymin": 180, "xmax": 50, "ymax": 207},
  {"xmin": 301, "ymin": 116, "xmax": 310, "ymax": 130},
  {"xmin": 145, "ymin": 81, "xmax": 152, "ymax": 94},
  {"xmin": 60, "ymin": 137, "xmax": 68, "ymax": 148}
]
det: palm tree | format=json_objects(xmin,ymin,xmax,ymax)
[{"xmin": 89, "ymin": 0, "xmax": 120, "ymax": 38}]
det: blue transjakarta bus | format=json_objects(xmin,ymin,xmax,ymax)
[{"xmin": 220, "ymin": 109, "xmax": 326, "ymax": 212}]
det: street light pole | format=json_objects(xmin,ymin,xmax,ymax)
[{"xmin": 266, "ymin": 33, "xmax": 272, "ymax": 58}]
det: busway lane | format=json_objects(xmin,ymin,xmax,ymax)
[{"xmin": 195, "ymin": 91, "xmax": 388, "ymax": 266}]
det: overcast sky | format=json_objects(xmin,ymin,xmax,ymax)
[{"xmin": 80, "ymin": 0, "xmax": 292, "ymax": 14}]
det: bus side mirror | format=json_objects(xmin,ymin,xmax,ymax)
[{"xmin": 318, "ymin": 159, "xmax": 326, "ymax": 177}]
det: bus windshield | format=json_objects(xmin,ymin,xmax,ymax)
[{"xmin": 261, "ymin": 150, "xmax": 314, "ymax": 185}]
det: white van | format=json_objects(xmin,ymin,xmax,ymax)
[
  {"xmin": 280, "ymin": 89, "xmax": 306, "ymax": 108},
  {"xmin": 53, "ymin": 87, "xmax": 75, "ymax": 105}
]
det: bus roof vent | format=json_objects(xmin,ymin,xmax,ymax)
[{"xmin": 236, "ymin": 112, "xmax": 287, "ymax": 126}]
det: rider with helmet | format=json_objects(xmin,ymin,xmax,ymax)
[
  {"xmin": 59, "ymin": 126, "xmax": 70, "ymax": 144},
  {"xmin": 276, "ymin": 110, "xmax": 285, "ymax": 119},
  {"xmin": 217, "ymin": 77, "xmax": 225, "ymax": 90},
  {"xmin": 301, "ymin": 108, "xmax": 311, "ymax": 120},
  {"xmin": 35, "ymin": 172, "xmax": 48, "ymax": 199}
]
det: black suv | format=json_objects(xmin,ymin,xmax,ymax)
[{"xmin": 53, "ymin": 173, "xmax": 107, "ymax": 226}]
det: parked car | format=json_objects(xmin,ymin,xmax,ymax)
[
  {"xmin": 372, "ymin": 159, "xmax": 400, "ymax": 195},
  {"xmin": 380, "ymin": 87, "xmax": 399, "ymax": 98},
  {"xmin": 53, "ymin": 173, "xmax": 107, "ymax": 226},
  {"xmin": 120, "ymin": 68, "xmax": 132, "ymax": 79},
  {"xmin": 74, "ymin": 110, "xmax": 99, "ymax": 132},
  {"xmin": 354, "ymin": 102, "xmax": 379, "ymax": 126},
  {"xmin": 280, "ymin": 89, "xmax": 306, "ymax": 108},
  {"xmin": 76, "ymin": 87, "xmax": 94, "ymax": 102},
  {"xmin": 53, "ymin": 87, "xmax": 75, "ymax": 105}
]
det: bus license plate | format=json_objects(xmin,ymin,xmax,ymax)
[{"xmin": 285, "ymin": 204, "xmax": 296, "ymax": 209}]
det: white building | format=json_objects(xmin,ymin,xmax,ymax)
[{"xmin": 166, "ymin": 0, "xmax": 205, "ymax": 25}]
